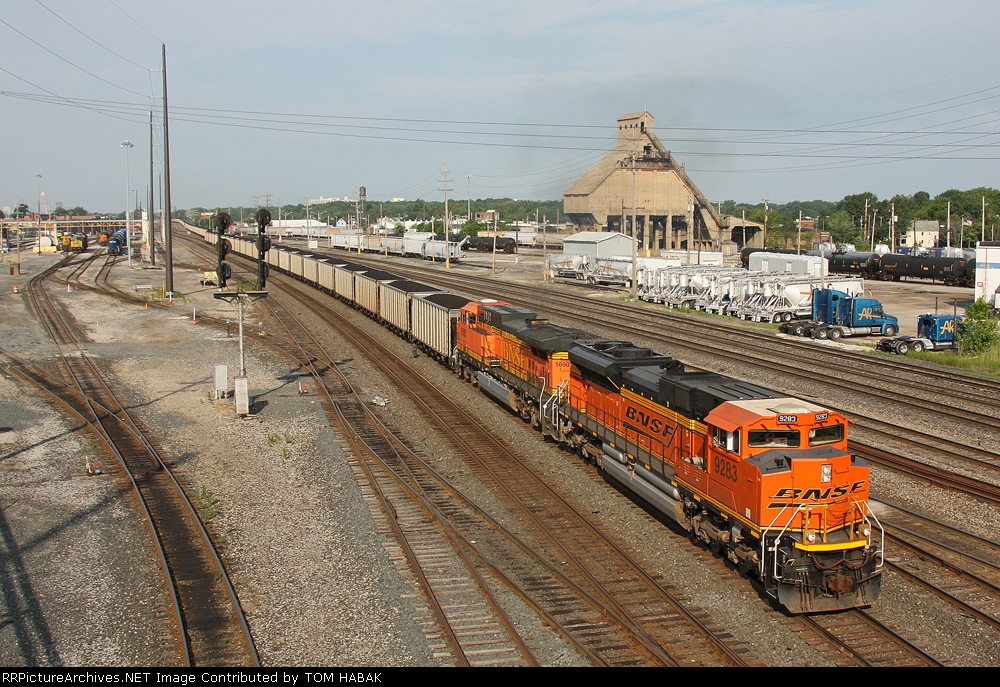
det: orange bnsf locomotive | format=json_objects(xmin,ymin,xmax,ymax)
[{"xmin": 456, "ymin": 299, "xmax": 883, "ymax": 614}]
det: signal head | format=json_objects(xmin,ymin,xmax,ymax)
[
  {"xmin": 256, "ymin": 209, "xmax": 272, "ymax": 229},
  {"xmin": 216, "ymin": 212, "xmax": 232, "ymax": 235}
]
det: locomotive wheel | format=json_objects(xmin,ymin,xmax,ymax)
[
  {"xmin": 884, "ymin": 324, "xmax": 897, "ymax": 336},
  {"xmin": 911, "ymin": 341, "xmax": 925, "ymax": 353},
  {"xmin": 896, "ymin": 341, "xmax": 909, "ymax": 355}
]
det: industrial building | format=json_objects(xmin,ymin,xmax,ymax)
[{"xmin": 563, "ymin": 111, "xmax": 764, "ymax": 254}]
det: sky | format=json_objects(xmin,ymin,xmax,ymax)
[{"xmin": 2, "ymin": 0, "xmax": 999, "ymax": 214}]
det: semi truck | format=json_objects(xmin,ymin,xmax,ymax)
[
  {"xmin": 876, "ymin": 314, "xmax": 961, "ymax": 355},
  {"xmin": 779, "ymin": 288, "xmax": 898, "ymax": 340}
]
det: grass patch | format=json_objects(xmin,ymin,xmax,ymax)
[
  {"xmin": 194, "ymin": 485, "xmax": 218, "ymax": 522},
  {"xmin": 267, "ymin": 433, "xmax": 282, "ymax": 445}
]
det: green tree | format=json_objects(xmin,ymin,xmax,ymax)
[
  {"xmin": 957, "ymin": 299, "xmax": 999, "ymax": 356},
  {"xmin": 827, "ymin": 211, "xmax": 860, "ymax": 246}
]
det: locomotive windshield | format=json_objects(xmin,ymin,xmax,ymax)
[
  {"xmin": 808, "ymin": 424, "xmax": 844, "ymax": 446},
  {"xmin": 748, "ymin": 430, "xmax": 800, "ymax": 448}
]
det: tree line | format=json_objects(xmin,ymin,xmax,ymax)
[{"xmin": 720, "ymin": 187, "xmax": 1000, "ymax": 249}]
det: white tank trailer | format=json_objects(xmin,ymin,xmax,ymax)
[
  {"xmin": 748, "ymin": 252, "xmax": 828, "ymax": 278},
  {"xmin": 636, "ymin": 263, "xmax": 863, "ymax": 323}
]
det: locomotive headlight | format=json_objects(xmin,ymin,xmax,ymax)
[
  {"xmin": 861, "ymin": 525, "xmax": 872, "ymax": 538},
  {"xmin": 821, "ymin": 464, "xmax": 832, "ymax": 483},
  {"xmin": 805, "ymin": 531, "xmax": 817, "ymax": 543}
]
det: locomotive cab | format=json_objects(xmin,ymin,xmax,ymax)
[{"xmin": 702, "ymin": 400, "xmax": 883, "ymax": 613}]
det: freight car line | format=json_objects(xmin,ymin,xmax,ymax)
[
  {"xmin": 177, "ymin": 231, "xmax": 753, "ymax": 666},
  {"xmin": 17, "ymin": 254, "xmax": 259, "ymax": 667}
]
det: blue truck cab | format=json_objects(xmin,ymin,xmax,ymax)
[
  {"xmin": 877, "ymin": 313, "xmax": 961, "ymax": 354},
  {"xmin": 781, "ymin": 288, "xmax": 898, "ymax": 340}
]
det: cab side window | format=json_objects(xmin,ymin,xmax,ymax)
[{"xmin": 711, "ymin": 427, "xmax": 740, "ymax": 455}]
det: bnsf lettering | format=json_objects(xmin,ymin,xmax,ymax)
[
  {"xmin": 624, "ymin": 405, "xmax": 674, "ymax": 437},
  {"xmin": 771, "ymin": 481, "xmax": 866, "ymax": 501}
]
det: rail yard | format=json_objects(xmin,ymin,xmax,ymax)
[{"xmin": 1, "ymin": 226, "xmax": 999, "ymax": 667}]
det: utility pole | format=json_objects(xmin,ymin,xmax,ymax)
[
  {"xmin": 542, "ymin": 214, "xmax": 547, "ymax": 282},
  {"xmin": 121, "ymin": 141, "xmax": 133, "ymax": 267},
  {"xmin": 631, "ymin": 147, "xmax": 638, "ymax": 298},
  {"xmin": 162, "ymin": 44, "xmax": 174, "ymax": 294},
  {"xmin": 440, "ymin": 164, "xmax": 452, "ymax": 269},
  {"xmin": 466, "ymin": 174, "xmax": 471, "ymax": 227},
  {"xmin": 762, "ymin": 199, "xmax": 769, "ymax": 249},
  {"xmin": 797, "ymin": 210, "xmax": 802, "ymax": 255},
  {"xmin": 514, "ymin": 199, "xmax": 519, "ymax": 254},
  {"xmin": 983, "ymin": 196, "xmax": 988, "ymax": 243},
  {"xmin": 947, "ymin": 200, "xmax": 952, "ymax": 249},
  {"xmin": 149, "ymin": 111, "xmax": 155, "ymax": 266},
  {"xmin": 890, "ymin": 202, "xmax": 896, "ymax": 250}
]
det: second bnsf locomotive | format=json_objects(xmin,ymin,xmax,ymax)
[{"xmin": 455, "ymin": 299, "xmax": 883, "ymax": 614}]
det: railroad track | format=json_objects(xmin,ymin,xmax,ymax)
[
  {"xmin": 800, "ymin": 610, "xmax": 944, "ymax": 667},
  {"xmin": 876, "ymin": 498, "xmax": 1000, "ymax": 632},
  {"xmin": 10, "ymin": 251, "xmax": 259, "ymax": 667}
]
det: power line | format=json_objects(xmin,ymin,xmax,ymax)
[
  {"xmin": 33, "ymin": 0, "xmax": 155, "ymax": 71},
  {"xmin": 0, "ymin": 16, "xmax": 148, "ymax": 96}
]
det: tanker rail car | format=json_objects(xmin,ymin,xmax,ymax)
[
  {"xmin": 740, "ymin": 248, "xmax": 974, "ymax": 287},
  {"xmin": 189, "ymin": 224, "xmax": 884, "ymax": 614}
]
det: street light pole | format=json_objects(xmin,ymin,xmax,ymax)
[
  {"xmin": 121, "ymin": 141, "xmax": 134, "ymax": 267},
  {"xmin": 35, "ymin": 173, "xmax": 42, "ymax": 232}
]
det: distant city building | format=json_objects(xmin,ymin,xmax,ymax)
[
  {"xmin": 391, "ymin": 198, "xmax": 406, "ymax": 202},
  {"xmin": 475, "ymin": 210, "xmax": 498, "ymax": 223}
]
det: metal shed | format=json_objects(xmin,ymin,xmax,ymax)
[{"xmin": 562, "ymin": 231, "xmax": 636, "ymax": 261}]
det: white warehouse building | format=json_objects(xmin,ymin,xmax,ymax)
[{"xmin": 562, "ymin": 231, "xmax": 637, "ymax": 261}]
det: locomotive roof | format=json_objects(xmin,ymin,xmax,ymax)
[
  {"xmin": 508, "ymin": 321, "xmax": 592, "ymax": 353},
  {"xmin": 482, "ymin": 303, "xmax": 538, "ymax": 325},
  {"xmin": 570, "ymin": 339, "xmax": 682, "ymax": 385},
  {"xmin": 623, "ymin": 369, "xmax": 777, "ymax": 422}
]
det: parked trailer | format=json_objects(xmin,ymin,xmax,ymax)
[
  {"xmin": 976, "ymin": 242, "xmax": 1000, "ymax": 309},
  {"xmin": 412, "ymin": 293, "xmax": 472, "ymax": 362},
  {"xmin": 379, "ymin": 280, "xmax": 442, "ymax": 335},
  {"xmin": 422, "ymin": 237, "xmax": 466, "ymax": 261},
  {"xmin": 330, "ymin": 233, "xmax": 363, "ymax": 251}
]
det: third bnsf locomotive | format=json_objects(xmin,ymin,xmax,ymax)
[{"xmin": 455, "ymin": 299, "xmax": 882, "ymax": 614}]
